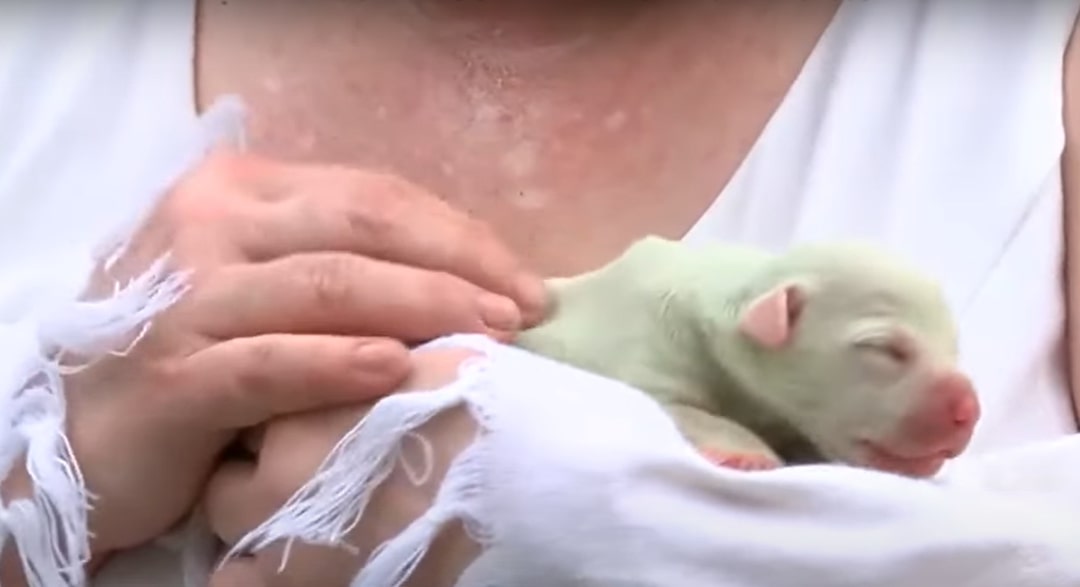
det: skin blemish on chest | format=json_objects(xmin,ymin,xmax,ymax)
[{"xmin": 511, "ymin": 187, "xmax": 551, "ymax": 210}]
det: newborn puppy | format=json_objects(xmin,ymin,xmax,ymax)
[{"xmin": 516, "ymin": 236, "xmax": 980, "ymax": 478}]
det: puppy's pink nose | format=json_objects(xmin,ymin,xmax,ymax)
[
  {"xmin": 948, "ymin": 378, "xmax": 980, "ymax": 427},
  {"xmin": 898, "ymin": 371, "xmax": 980, "ymax": 456}
]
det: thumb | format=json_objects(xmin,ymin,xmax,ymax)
[{"xmin": 209, "ymin": 557, "xmax": 267, "ymax": 587}]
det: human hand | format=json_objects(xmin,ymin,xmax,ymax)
[
  {"xmin": 203, "ymin": 347, "xmax": 482, "ymax": 587},
  {"xmin": 60, "ymin": 149, "xmax": 547, "ymax": 561}
]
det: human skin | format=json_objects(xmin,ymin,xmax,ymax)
[
  {"xmin": 8, "ymin": 0, "xmax": 1080, "ymax": 585},
  {"xmin": 205, "ymin": 347, "xmax": 484, "ymax": 587},
  {"xmin": 0, "ymin": 151, "xmax": 547, "ymax": 586},
  {"xmin": 193, "ymin": 0, "xmax": 843, "ymax": 277},
  {"xmin": 190, "ymin": 5, "xmax": 840, "ymax": 580},
  {"xmin": 189, "ymin": 1, "xmax": 1080, "ymax": 585}
]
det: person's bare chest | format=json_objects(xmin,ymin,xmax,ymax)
[{"xmin": 195, "ymin": 0, "xmax": 837, "ymax": 276}]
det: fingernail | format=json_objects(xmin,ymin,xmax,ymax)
[
  {"xmin": 355, "ymin": 340, "xmax": 404, "ymax": 367},
  {"xmin": 478, "ymin": 293, "xmax": 522, "ymax": 332},
  {"xmin": 514, "ymin": 274, "xmax": 550, "ymax": 324}
]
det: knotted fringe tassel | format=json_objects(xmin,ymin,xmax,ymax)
[
  {"xmin": 352, "ymin": 429, "xmax": 492, "ymax": 587},
  {"xmin": 218, "ymin": 343, "xmax": 499, "ymax": 587},
  {"xmin": 0, "ymin": 257, "xmax": 188, "ymax": 587},
  {"xmin": 0, "ymin": 95, "xmax": 246, "ymax": 587}
]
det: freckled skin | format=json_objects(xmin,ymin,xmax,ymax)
[
  {"xmin": 195, "ymin": 0, "xmax": 841, "ymax": 276},
  {"xmin": 515, "ymin": 236, "xmax": 981, "ymax": 478}
]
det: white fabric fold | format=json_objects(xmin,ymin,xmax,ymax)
[{"xmin": 223, "ymin": 334, "xmax": 1080, "ymax": 587}]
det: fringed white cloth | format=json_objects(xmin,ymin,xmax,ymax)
[
  {"xmin": 0, "ymin": 259, "xmax": 187, "ymax": 587},
  {"xmin": 0, "ymin": 97, "xmax": 245, "ymax": 587},
  {"xmin": 220, "ymin": 348, "xmax": 498, "ymax": 587},
  {"xmin": 221, "ymin": 334, "xmax": 1080, "ymax": 587}
]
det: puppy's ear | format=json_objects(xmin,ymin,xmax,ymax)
[{"xmin": 738, "ymin": 282, "xmax": 806, "ymax": 349}]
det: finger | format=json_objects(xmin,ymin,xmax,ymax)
[
  {"xmin": 184, "ymin": 335, "xmax": 411, "ymax": 427},
  {"xmin": 209, "ymin": 557, "xmax": 267, "ymax": 587},
  {"xmin": 193, "ymin": 252, "xmax": 524, "ymax": 342},
  {"xmin": 238, "ymin": 169, "xmax": 548, "ymax": 323},
  {"xmin": 403, "ymin": 347, "xmax": 482, "ymax": 391},
  {"xmin": 203, "ymin": 460, "xmax": 265, "ymax": 546}
]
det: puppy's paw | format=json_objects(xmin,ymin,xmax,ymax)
[{"xmin": 698, "ymin": 447, "xmax": 781, "ymax": 471}]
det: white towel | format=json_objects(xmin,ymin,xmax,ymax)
[{"xmin": 224, "ymin": 333, "xmax": 1080, "ymax": 587}]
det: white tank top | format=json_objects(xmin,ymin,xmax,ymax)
[{"xmin": 0, "ymin": 1, "xmax": 1077, "ymax": 585}]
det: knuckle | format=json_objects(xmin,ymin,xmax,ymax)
[
  {"xmin": 230, "ymin": 338, "xmax": 278, "ymax": 398},
  {"xmin": 244, "ymin": 336, "xmax": 279, "ymax": 367},
  {"xmin": 160, "ymin": 151, "xmax": 265, "ymax": 226},
  {"xmin": 160, "ymin": 180, "xmax": 229, "ymax": 230},
  {"xmin": 342, "ymin": 172, "xmax": 417, "ymax": 228},
  {"xmin": 300, "ymin": 255, "xmax": 358, "ymax": 311},
  {"xmin": 342, "ymin": 171, "xmax": 440, "ymax": 238},
  {"xmin": 153, "ymin": 357, "xmax": 189, "ymax": 397},
  {"xmin": 340, "ymin": 201, "xmax": 396, "ymax": 257}
]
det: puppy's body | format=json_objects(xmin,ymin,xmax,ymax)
[{"xmin": 515, "ymin": 236, "xmax": 980, "ymax": 478}]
